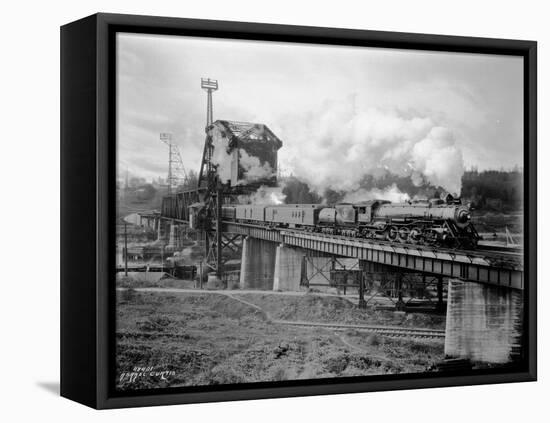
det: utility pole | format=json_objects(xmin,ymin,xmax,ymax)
[
  {"xmin": 215, "ymin": 187, "xmax": 223, "ymax": 279},
  {"xmin": 124, "ymin": 221, "xmax": 128, "ymax": 276}
]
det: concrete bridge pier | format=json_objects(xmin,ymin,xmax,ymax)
[
  {"xmin": 156, "ymin": 219, "xmax": 168, "ymax": 243},
  {"xmin": 154, "ymin": 216, "xmax": 160, "ymax": 232},
  {"xmin": 444, "ymin": 279, "xmax": 523, "ymax": 364},
  {"xmin": 166, "ymin": 222, "xmax": 184, "ymax": 251},
  {"xmin": 273, "ymin": 243, "xmax": 304, "ymax": 291},
  {"xmin": 239, "ymin": 236, "xmax": 277, "ymax": 289},
  {"xmin": 138, "ymin": 215, "xmax": 159, "ymax": 231}
]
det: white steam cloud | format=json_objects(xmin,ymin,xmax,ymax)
[
  {"xmin": 238, "ymin": 150, "xmax": 275, "ymax": 184},
  {"xmin": 279, "ymin": 97, "xmax": 465, "ymax": 196},
  {"xmin": 342, "ymin": 184, "xmax": 410, "ymax": 203},
  {"xmin": 411, "ymin": 127, "xmax": 463, "ymax": 194},
  {"xmin": 210, "ymin": 134, "xmax": 232, "ymax": 183},
  {"xmin": 209, "ymin": 128, "xmax": 276, "ymax": 186},
  {"xmin": 238, "ymin": 185, "xmax": 286, "ymax": 205}
]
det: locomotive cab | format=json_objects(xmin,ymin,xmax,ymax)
[{"xmin": 355, "ymin": 200, "xmax": 390, "ymax": 224}]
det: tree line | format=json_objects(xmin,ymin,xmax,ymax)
[
  {"xmin": 281, "ymin": 169, "xmax": 523, "ymax": 212},
  {"xmin": 461, "ymin": 169, "xmax": 523, "ymax": 212}
]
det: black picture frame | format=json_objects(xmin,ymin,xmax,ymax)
[{"xmin": 60, "ymin": 12, "xmax": 537, "ymax": 409}]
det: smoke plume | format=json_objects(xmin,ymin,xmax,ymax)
[
  {"xmin": 342, "ymin": 184, "xmax": 410, "ymax": 203},
  {"xmin": 279, "ymin": 97, "xmax": 465, "ymax": 197},
  {"xmin": 210, "ymin": 134, "xmax": 232, "ymax": 184},
  {"xmin": 209, "ymin": 132, "xmax": 276, "ymax": 186},
  {"xmin": 239, "ymin": 185, "xmax": 286, "ymax": 205},
  {"xmin": 238, "ymin": 150, "xmax": 275, "ymax": 184}
]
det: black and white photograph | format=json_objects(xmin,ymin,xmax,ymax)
[
  {"xmin": 2, "ymin": 0, "xmax": 548, "ymax": 419},
  {"xmin": 114, "ymin": 32, "xmax": 526, "ymax": 392}
]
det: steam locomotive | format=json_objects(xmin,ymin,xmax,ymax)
[{"xmin": 221, "ymin": 194, "xmax": 480, "ymax": 249}]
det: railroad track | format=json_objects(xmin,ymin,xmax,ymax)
[
  {"xmin": 120, "ymin": 289, "xmax": 446, "ymax": 341},
  {"xmin": 273, "ymin": 320, "xmax": 446, "ymax": 340},
  {"xmin": 477, "ymin": 244, "xmax": 523, "ymax": 255},
  {"xmin": 223, "ymin": 221, "xmax": 522, "ymax": 259},
  {"xmin": 212, "ymin": 292, "xmax": 445, "ymax": 340}
]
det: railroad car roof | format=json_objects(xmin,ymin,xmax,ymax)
[
  {"xmin": 265, "ymin": 204, "xmax": 323, "ymax": 208},
  {"xmin": 338, "ymin": 200, "xmax": 391, "ymax": 206}
]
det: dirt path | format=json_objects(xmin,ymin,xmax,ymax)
[
  {"xmin": 224, "ymin": 293, "xmax": 271, "ymax": 318},
  {"xmin": 128, "ymin": 286, "xmax": 358, "ymax": 302}
]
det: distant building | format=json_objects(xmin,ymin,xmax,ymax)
[{"xmin": 207, "ymin": 120, "xmax": 283, "ymax": 188}]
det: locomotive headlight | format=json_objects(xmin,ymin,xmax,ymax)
[{"xmin": 455, "ymin": 208, "xmax": 470, "ymax": 228}]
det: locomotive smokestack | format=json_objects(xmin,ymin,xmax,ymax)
[{"xmin": 441, "ymin": 192, "xmax": 455, "ymax": 204}]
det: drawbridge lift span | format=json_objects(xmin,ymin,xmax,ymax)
[{"xmin": 160, "ymin": 78, "xmax": 283, "ymax": 281}]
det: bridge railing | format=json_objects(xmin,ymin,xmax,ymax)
[
  {"xmin": 160, "ymin": 187, "xmax": 207, "ymax": 221},
  {"xmin": 222, "ymin": 221, "xmax": 524, "ymax": 290}
]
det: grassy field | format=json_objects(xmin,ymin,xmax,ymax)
[
  {"xmin": 116, "ymin": 290, "xmax": 444, "ymax": 391},
  {"xmin": 234, "ymin": 293, "xmax": 446, "ymax": 329}
]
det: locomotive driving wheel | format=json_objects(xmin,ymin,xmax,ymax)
[
  {"xmin": 386, "ymin": 226, "xmax": 398, "ymax": 242},
  {"xmin": 409, "ymin": 227, "xmax": 422, "ymax": 244},
  {"xmin": 398, "ymin": 227, "xmax": 410, "ymax": 242}
]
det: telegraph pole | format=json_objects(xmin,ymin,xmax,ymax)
[{"xmin": 124, "ymin": 221, "xmax": 128, "ymax": 276}]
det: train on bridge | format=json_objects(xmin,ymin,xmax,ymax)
[{"xmin": 218, "ymin": 194, "xmax": 480, "ymax": 249}]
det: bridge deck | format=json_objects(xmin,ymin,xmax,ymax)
[{"xmin": 222, "ymin": 222, "xmax": 524, "ymax": 290}]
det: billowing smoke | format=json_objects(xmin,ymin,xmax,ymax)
[
  {"xmin": 238, "ymin": 185, "xmax": 286, "ymax": 205},
  {"xmin": 342, "ymin": 184, "xmax": 410, "ymax": 203},
  {"xmin": 411, "ymin": 127, "xmax": 463, "ymax": 194},
  {"xmin": 210, "ymin": 134, "xmax": 232, "ymax": 183},
  {"xmin": 237, "ymin": 150, "xmax": 275, "ymax": 184},
  {"xmin": 279, "ymin": 97, "xmax": 465, "ymax": 197},
  {"xmin": 209, "ymin": 128, "xmax": 276, "ymax": 186}
]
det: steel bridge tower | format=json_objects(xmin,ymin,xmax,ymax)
[
  {"xmin": 160, "ymin": 132, "xmax": 188, "ymax": 195},
  {"xmin": 196, "ymin": 78, "xmax": 225, "ymax": 282},
  {"xmin": 202, "ymin": 77, "xmax": 218, "ymax": 126},
  {"xmin": 196, "ymin": 78, "xmax": 258, "ymax": 284}
]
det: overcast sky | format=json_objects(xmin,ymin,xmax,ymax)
[{"xmin": 117, "ymin": 32, "xmax": 523, "ymax": 192}]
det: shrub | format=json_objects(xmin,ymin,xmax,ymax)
[
  {"xmin": 365, "ymin": 333, "xmax": 380, "ymax": 346},
  {"xmin": 119, "ymin": 288, "xmax": 137, "ymax": 303},
  {"xmin": 323, "ymin": 353, "xmax": 350, "ymax": 374},
  {"xmin": 270, "ymin": 365, "xmax": 293, "ymax": 381},
  {"xmin": 200, "ymin": 366, "xmax": 246, "ymax": 385}
]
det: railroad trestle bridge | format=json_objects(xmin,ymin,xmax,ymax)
[
  {"xmin": 132, "ymin": 76, "xmax": 525, "ymax": 365},
  {"xmin": 222, "ymin": 221, "xmax": 523, "ymax": 290}
]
